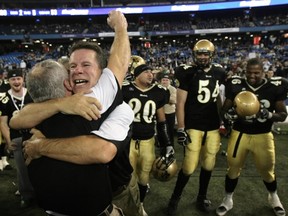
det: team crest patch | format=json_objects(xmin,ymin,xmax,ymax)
[{"xmin": 174, "ymin": 79, "xmax": 180, "ymax": 88}]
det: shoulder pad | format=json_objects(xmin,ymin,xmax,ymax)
[
  {"xmin": 175, "ymin": 64, "xmax": 195, "ymax": 72},
  {"xmin": 270, "ymin": 76, "xmax": 282, "ymax": 81},
  {"xmin": 212, "ymin": 63, "xmax": 223, "ymax": 68},
  {"xmin": 231, "ymin": 75, "xmax": 242, "ymax": 78},
  {"xmin": 157, "ymin": 84, "xmax": 167, "ymax": 90},
  {"xmin": 0, "ymin": 92, "xmax": 8, "ymax": 102},
  {"xmin": 270, "ymin": 77, "xmax": 283, "ymax": 86},
  {"xmin": 229, "ymin": 76, "xmax": 244, "ymax": 85},
  {"xmin": 122, "ymin": 80, "xmax": 130, "ymax": 86},
  {"xmin": 0, "ymin": 92, "xmax": 7, "ymax": 97}
]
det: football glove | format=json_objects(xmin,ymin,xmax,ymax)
[
  {"xmin": 258, "ymin": 107, "xmax": 272, "ymax": 120},
  {"xmin": 165, "ymin": 146, "xmax": 175, "ymax": 158},
  {"xmin": 160, "ymin": 146, "xmax": 175, "ymax": 158},
  {"xmin": 177, "ymin": 128, "xmax": 191, "ymax": 146},
  {"xmin": 224, "ymin": 107, "xmax": 238, "ymax": 122}
]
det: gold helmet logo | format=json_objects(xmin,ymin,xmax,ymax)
[
  {"xmin": 129, "ymin": 55, "xmax": 146, "ymax": 75},
  {"xmin": 234, "ymin": 91, "xmax": 260, "ymax": 117},
  {"xmin": 152, "ymin": 156, "xmax": 178, "ymax": 182}
]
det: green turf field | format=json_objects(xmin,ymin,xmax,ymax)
[{"xmin": 0, "ymin": 134, "xmax": 287, "ymax": 216}]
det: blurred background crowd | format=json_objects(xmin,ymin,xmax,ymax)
[{"xmin": 0, "ymin": 0, "xmax": 287, "ymax": 82}]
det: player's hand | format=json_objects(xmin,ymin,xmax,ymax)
[
  {"xmin": 165, "ymin": 146, "xmax": 175, "ymax": 158},
  {"xmin": 57, "ymin": 93, "xmax": 102, "ymax": 121},
  {"xmin": 22, "ymin": 128, "xmax": 46, "ymax": 165},
  {"xmin": 107, "ymin": 10, "xmax": 128, "ymax": 31},
  {"xmin": 258, "ymin": 107, "xmax": 272, "ymax": 120},
  {"xmin": 7, "ymin": 141, "xmax": 17, "ymax": 151},
  {"xmin": 177, "ymin": 129, "xmax": 191, "ymax": 146},
  {"xmin": 224, "ymin": 107, "xmax": 238, "ymax": 122}
]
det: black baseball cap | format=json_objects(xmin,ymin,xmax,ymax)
[
  {"xmin": 7, "ymin": 69, "xmax": 23, "ymax": 79},
  {"xmin": 134, "ymin": 64, "xmax": 152, "ymax": 77}
]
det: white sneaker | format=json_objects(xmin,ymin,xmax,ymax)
[
  {"xmin": 141, "ymin": 202, "xmax": 148, "ymax": 216},
  {"xmin": 268, "ymin": 193, "xmax": 286, "ymax": 216},
  {"xmin": 15, "ymin": 190, "xmax": 20, "ymax": 196},
  {"xmin": 216, "ymin": 195, "xmax": 233, "ymax": 216},
  {"xmin": 146, "ymin": 183, "xmax": 150, "ymax": 193},
  {"xmin": 0, "ymin": 160, "xmax": 3, "ymax": 171}
]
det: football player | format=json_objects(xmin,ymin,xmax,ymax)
[
  {"xmin": 0, "ymin": 69, "xmax": 34, "ymax": 208},
  {"xmin": 0, "ymin": 68, "xmax": 12, "ymax": 171},
  {"xmin": 166, "ymin": 39, "xmax": 227, "ymax": 215},
  {"xmin": 216, "ymin": 58, "xmax": 287, "ymax": 216},
  {"xmin": 122, "ymin": 63, "xmax": 175, "ymax": 216}
]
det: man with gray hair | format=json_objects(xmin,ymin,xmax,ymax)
[{"xmin": 11, "ymin": 10, "xmax": 143, "ymax": 216}]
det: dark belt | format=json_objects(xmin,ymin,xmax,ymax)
[
  {"xmin": 112, "ymin": 183, "xmax": 128, "ymax": 197},
  {"xmin": 112, "ymin": 176, "xmax": 132, "ymax": 197},
  {"xmin": 46, "ymin": 204, "xmax": 113, "ymax": 216},
  {"xmin": 98, "ymin": 204, "xmax": 113, "ymax": 216}
]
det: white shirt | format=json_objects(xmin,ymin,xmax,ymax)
[{"xmin": 86, "ymin": 68, "xmax": 133, "ymax": 141}]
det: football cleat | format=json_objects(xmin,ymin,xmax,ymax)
[
  {"xmin": 268, "ymin": 193, "xmax": 286, "ymax": 216},
  {"xmin": 140, "ymin": 202, "xmax": 148, "ymax": 216},
  {"xmin": 216, "ymin": 195, "xmax": 233, "ymax": 216},
  {"xmin": 166, "ymin": 195, "xmax": 181, "ymax": 216},
  {"xmin": 196, "ymin": 196, "xmax": 212, "ymax": 212}
]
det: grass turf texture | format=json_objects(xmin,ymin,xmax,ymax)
[{"xmin": 0, "ymin": 134, "xmax": 287, "ymax": 216}]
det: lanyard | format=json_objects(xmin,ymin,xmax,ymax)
[{"xmin": 8, "ymin": 88, "xmax": 26, "ymax": 111}]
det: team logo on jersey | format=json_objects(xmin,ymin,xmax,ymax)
[
  {"xmin": 12, "ymin": 110, "xmax": 19, "ymax": 116},
  {"xmin": 174, "ymin": 79, "xmax": 180, "ymax": 88},
  {"xmin": 270, "ymin": 80, "xmax": 282, "ymax": 86}
]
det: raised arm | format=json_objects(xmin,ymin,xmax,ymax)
[{"xmin": 106, "ymin": 10, "xmax": 131, "ymax": 86}]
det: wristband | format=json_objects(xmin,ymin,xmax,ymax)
[{"xmin": 268, "ymin": 112, "xmax": 273, "ymax": 119}]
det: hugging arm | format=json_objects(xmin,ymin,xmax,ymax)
[{"xmin": 10, "ymin": 93, "xmax": 102, "ymax": 130}]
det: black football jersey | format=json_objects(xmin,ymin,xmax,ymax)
[
  {"xmin": 0, "ymin": 90, "xmax": 33, "ymax": 139},
  {"xmin": 225, "ymin": 76, "xmax": 288, "ymax": 134},
  {"xmin": 122, "ymin": 81, "xmax": 167, "ymax": 140},
  {"xmin": 174, "ymin": 63, "xmax": 227, "ymax": 131},
  {"xmin": 0, "ymin": 79, "xmax": 10, "ymax": 93}
]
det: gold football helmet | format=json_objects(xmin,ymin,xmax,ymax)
[
  {"xmin": 193, "ymin": 39, "xmax": 215, "ymax": 68},
  {"xmin": 129, "ymin": 55, "xmax": 145, "ymax": 75},
  {"xmin": 152, "ymin": 156, "xmax": 178, "ymax": 182},
  {"xmin": 234, "ymin": 91, "xmax": 260, "ymax": 117}
]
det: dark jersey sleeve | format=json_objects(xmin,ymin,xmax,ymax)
[
  {"xmin": 278, "ymin": 77, "xmax": 288, "ymax": 101},
  {"xmin": 174, "ymin": 64, "xmax": 196, "ymax": 91},
  {"xmin": 0, "ymin": 93, "xmax": 10, "ymax": 116},
  {"xmin": 157, "ymin": 85, "xmax": 170, "ymax": 109}
]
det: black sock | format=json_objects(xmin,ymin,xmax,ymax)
[
  {"xmin": 263, "ymin": 180, "xmax": 277, "ymax": 192},
  {"xmin": 172, "ymin": 169, "xmax": 190, "ymax": 198},
  {"xmin": 138, "ymin": 183, "xmax": 148, "ymax": 202},
  {"xmin": 225, "ymin": 175, "xmax": 238, "ymax": 193},
  {"xmin": 198, "ymin": 167, "xmax": 212, "ymax": 199}
]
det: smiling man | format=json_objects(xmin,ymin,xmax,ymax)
[{"xmin": 0, "ymin": 69, "xmax": 34, "ymax": 208}]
